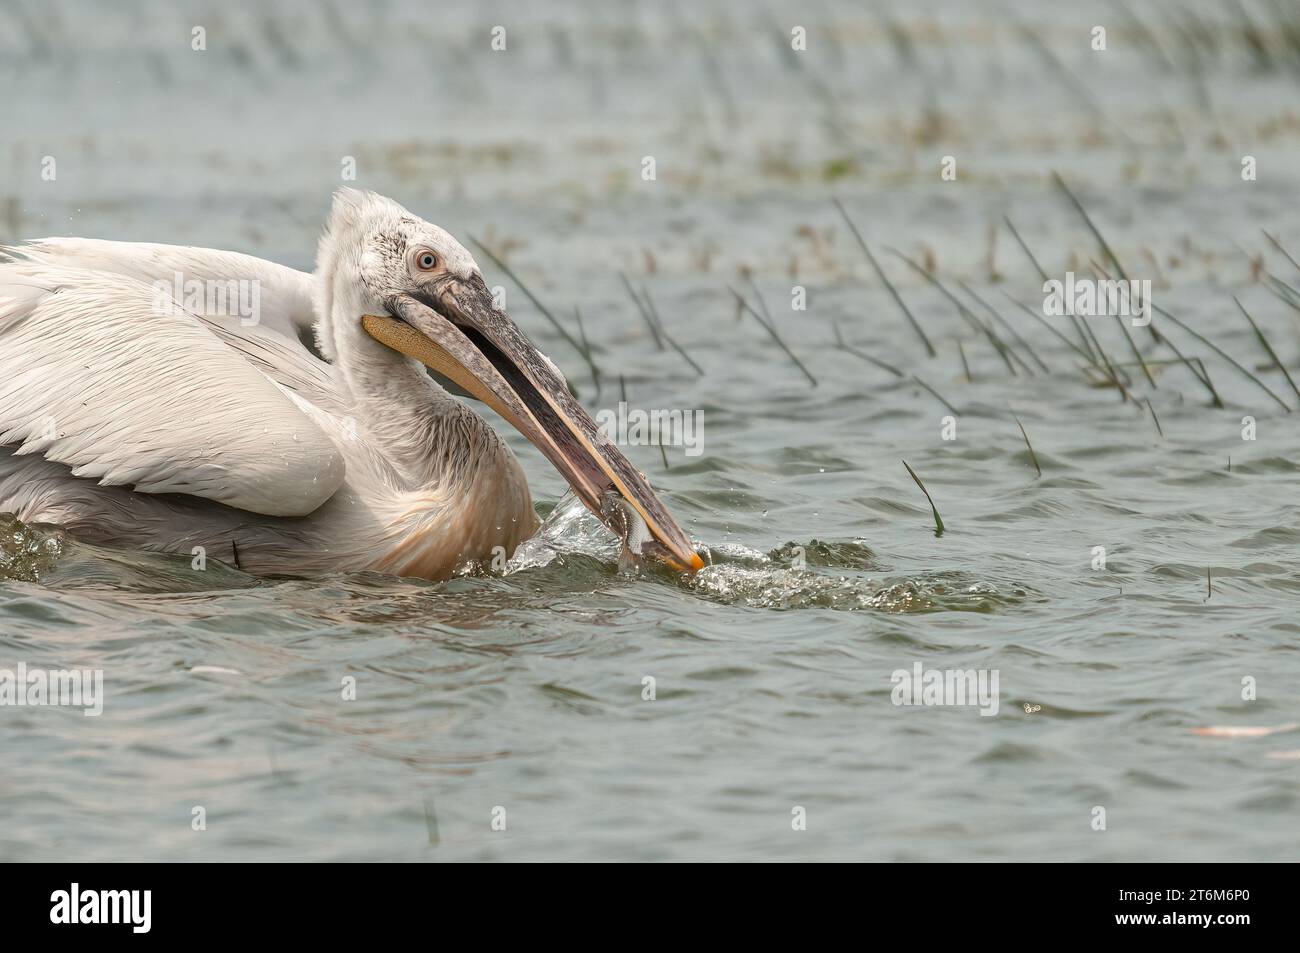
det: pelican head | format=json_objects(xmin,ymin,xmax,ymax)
[{"xmin": 317, "ymin": 189, "xmax": 704, "ymax": 572}]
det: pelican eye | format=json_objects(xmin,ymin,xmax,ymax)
[{"xmin": 415, "ymin": 250, "xmax": 438, "ymax": 271}]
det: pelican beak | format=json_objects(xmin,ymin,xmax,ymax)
[{"xmin": 362, "ymin": 276, "xmax": 705, "ymax": 572}]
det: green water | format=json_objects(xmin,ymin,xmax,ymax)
[{"xmin": 2, "ymin": 0, "xmax": 1299, "ymax": 861}]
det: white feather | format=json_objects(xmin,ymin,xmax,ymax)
[{"xmin": 0, "ymin": 263, "xmax": 344, "ymax": 516}]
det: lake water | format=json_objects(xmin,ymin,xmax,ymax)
[{"xmin": 3, "ymin": 0, "xmax": 1300, "ymax": 861}]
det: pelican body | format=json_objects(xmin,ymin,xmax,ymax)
[{"xmin": 0, "ymin": 190, "xmax": 702, "ymax": 579}]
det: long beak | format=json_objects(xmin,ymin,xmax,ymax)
[{"xmin": 362, "ymin": 275, "xmax": 705, "ymax": 572}]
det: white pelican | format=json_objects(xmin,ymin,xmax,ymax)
[{"xmin": 0, "ymin": 189, "xmax": 703, "ymax": 579}]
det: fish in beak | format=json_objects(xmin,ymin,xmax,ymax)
[{"xmin": 361, "ymin": 273, "xmax": 705, "ymax": 572}]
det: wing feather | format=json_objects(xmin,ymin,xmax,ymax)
[
  {"xmin": 0, "ymin": 262, "xmax": 345, "ymax": 517},
  {"xmin": 1, "ymin": 237, "xmax": 318, "ymax": 343}
]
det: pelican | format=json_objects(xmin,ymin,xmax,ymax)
[{"xmin": 0, "ymin": 189, "xmax": 703, "ymax": 579}]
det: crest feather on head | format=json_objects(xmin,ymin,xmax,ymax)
[{"xmin": 317, "ymin": 189, "xmax": 413, "ymax": 267}]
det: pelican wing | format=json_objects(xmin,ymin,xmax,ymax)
[
  {"xmin": 0, "ymin": 263, "xmax": 345, "ymax": 517},
  {"xmin": 0, "ymin": 238, "xmax": 347, "ymax": 414},
  {"xmin": 199, "ymin": 312, "xmax": 347, "ymax": 416},
  {"xmin": 1, "ymin": 237, "xmax": 319, "ymax": 344}
]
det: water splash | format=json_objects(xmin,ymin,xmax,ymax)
[
  {"xmin": 684, "ymin": 540, "xmax": 1026, "ymax": 612},
  {"xmin": 686, "ymin": 562, "xmax": 1027, "ymax": 612},
  {"xmin": 505, "ymin": 492, "xmax": 622, "ymax": 573},
  {"xmin": 505, "ymin": 491, "xmax": 697, "ymax": 578},
  {"xmin": 0, "ymin": 514, "xmax": 64, "ymax": 581},
  {"xmin": 503, "ymin": 501, "xmax": 1027, "ymax": 613}
]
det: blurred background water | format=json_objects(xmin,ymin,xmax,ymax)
[{"xmin": 3, "ymin": 0, "xmax": 1300, "ymax": 861}]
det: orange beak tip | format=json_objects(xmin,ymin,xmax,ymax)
[{"xmin": 662, "ymin": 551, "xmax": 706, "ymax": 573}]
